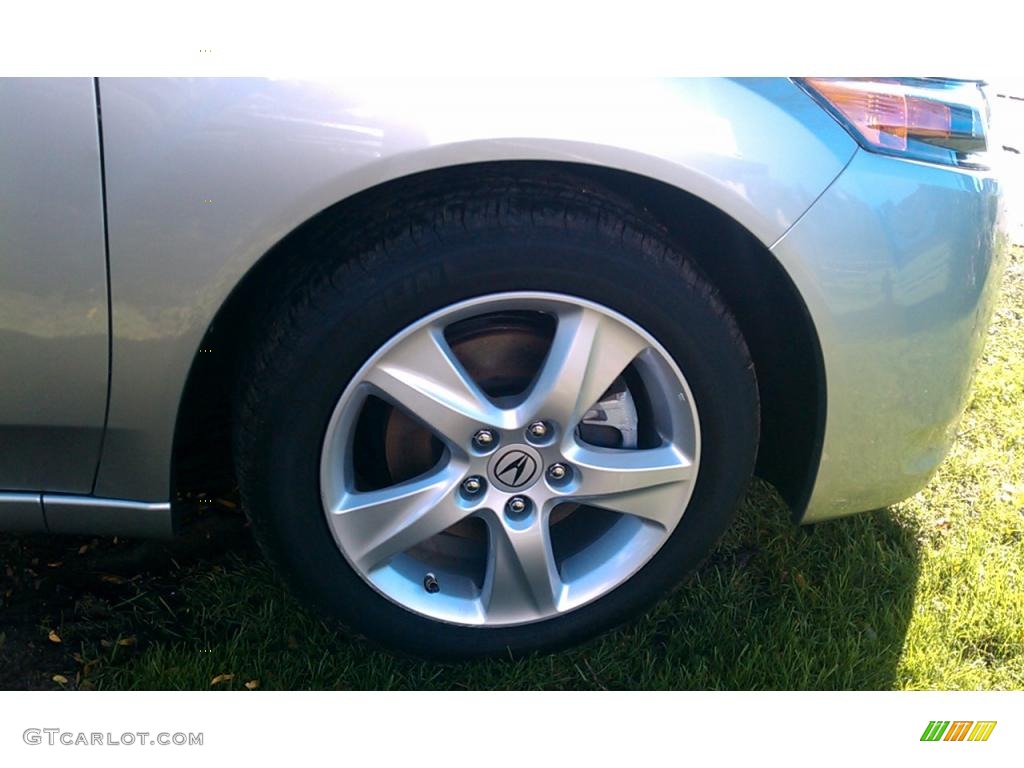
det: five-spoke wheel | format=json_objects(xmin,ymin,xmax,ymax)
[
  {"xmin": 234, "ymin": 169, "xmax": 759, "ymax": 657},
  {"xmin": 321, "ymin": 294, "xmax": 700, "ymax": 626}
]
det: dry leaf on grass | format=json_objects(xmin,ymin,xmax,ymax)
[
  {"xmin": 48, "ymin": 630, "xmax": 61, "ymax": 644},
  {"xmin": 244, "ymin": 679, "xmax": 260, "ymax": 690},
  {"xmin": 210, "ymin": 673, "xmax": 235, "ymax": 686}
]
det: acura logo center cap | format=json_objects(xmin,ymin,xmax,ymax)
[{"xmin": 488, "ymin": 445, "xmax": 543, "ymax": 492}]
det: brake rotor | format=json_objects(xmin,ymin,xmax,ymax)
[{"xmin": 383, "ymin": 313, "xmax": 552, "ymax": 482}]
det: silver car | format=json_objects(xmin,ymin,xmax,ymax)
[{"xmin": 0, "ymin": 77, "xmax": 1007, "ymax": 657}]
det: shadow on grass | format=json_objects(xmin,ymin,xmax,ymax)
[{"xmin": 0, "ymin": 480, "xmax": 921, "ymax": 690}]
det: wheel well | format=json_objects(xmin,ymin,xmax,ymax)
[{"xmin": 171, "ymin": 161, "xmax": 825, "ymax": 521}]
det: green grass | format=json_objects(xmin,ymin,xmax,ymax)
[{"xmin": 2, "ymin": 247, "xmax": 1021, "ymax": 691}]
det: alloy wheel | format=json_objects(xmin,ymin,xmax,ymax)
[{"xmin": 319, "ymin": 293, "xmax": 701, "ymax": 627}]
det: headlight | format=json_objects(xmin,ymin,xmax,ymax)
[{"xmin": 796, "ymin": 77, "xmax": 990, "ymax": 169}]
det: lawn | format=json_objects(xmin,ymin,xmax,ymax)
[{"xmin": 1, "ymin": 246, "xmax": 1021, "ymax": 691}]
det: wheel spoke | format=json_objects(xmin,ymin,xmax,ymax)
[
  {"xmin": 364, "ymin": 323, "xmax": 498, "ymax": 446},
  {"xmin": 519, "ymin": 306, "xmax": 649, "ymax": 434},
  {"xmin": 565, "ymin": 444, "xmax": 695, "ymax": 528},
  {"xmin": 328, "ymin": 463, "xmax": 468, "ymax": 572},
  {"xmin": 481, "ymin": 514, "xmax": 563, "ymax": 621},
  {"xmin": 319, "ymin": 292, "xmax": 704, "ymax": 628}
]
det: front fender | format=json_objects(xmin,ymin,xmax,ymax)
[{"xmin": 94, "ymin": 76, "xmax": 855, "ymax": 501}]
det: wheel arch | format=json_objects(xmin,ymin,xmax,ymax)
[{"xmin": 171, "ymin": 161, "xmax": 825, "ymax": 523}]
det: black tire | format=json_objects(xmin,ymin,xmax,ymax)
[{"xmin": 234, "ymin": 166, "xmax": 759, "ymax": 659}]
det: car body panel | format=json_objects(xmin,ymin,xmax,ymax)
[
  {"xmin": 0, "ymin": 77, "xmax": 109, "ymax": 493},
  {"xmin": 0, "ymin": 77, "xmax": 1005, "ymax": 533},
  {"xmin": 91, "ymin": 76, "xmax": 856, "ymax": 502},
  {"xmin": 772, "ymin": 148, "xmax": 1007, "ymax": 522},
  {"xmin": 0, "ymin": 492, "xmax": 44, "ymax": 531}
]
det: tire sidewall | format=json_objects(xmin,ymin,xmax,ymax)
[{"xmin": 241, "ymin": 220, "xmax": 758, "ymax": 658}]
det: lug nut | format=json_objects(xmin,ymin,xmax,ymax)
[
  {"xmin": 528, "ymin": 421, "xmax": 549, "ymax": 440},
  {"xmin": 462, "ymin": 476, "xmax": 484, "ymax": 495},
  {"xmin": 548, "ymin": 463, "xmax": 569, "ymax": 481},
  {"xmin": 506, "ymin": 496, "xmax": 529, "ymax": 517},
  {"xmin": 473, "ymin": 429, "xmax": 496, "ymax": 449}
]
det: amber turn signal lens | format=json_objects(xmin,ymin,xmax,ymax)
[{"xmin": 799, "ymin": 78, "xmax": 987, "ymax": 166}]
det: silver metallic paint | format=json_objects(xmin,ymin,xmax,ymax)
[
  {"xmin": 0, "ymin": 492, "xmax": 45, "ymax": 532},
  {"xmin": 41, "ymin": 495, "xmax": 174, "ymax": 537},
  {"xmin": 0, "ymin": 78, "xmax": 109, "ymax": 492},
  {"xmin": 772, "ymin": 149, "xmax": 1007, "ymax": 522},
  {"xmin": 0, "ymin": 492, "xmax": 173, "ymax": 536},
  {"xmin": 0, "ymin": 77, "xmax": 1007, "ymax": 531},
  {"xmin": 93, "ymin": 77, "xmax": 856, "ymax": 503}
]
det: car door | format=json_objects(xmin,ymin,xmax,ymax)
[{"xmin": 0, "ymin": 78, "xmax": 109, "ymax": 493}]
